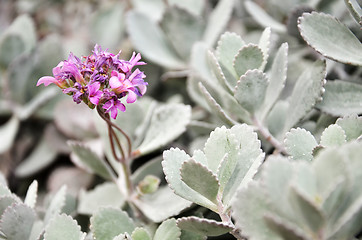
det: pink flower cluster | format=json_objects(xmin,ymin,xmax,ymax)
[{"xmin": 37, "ymin": 45, "xmax": 147, "ymax": 119}]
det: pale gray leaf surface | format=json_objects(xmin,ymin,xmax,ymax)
[
  {"xmin": 207, "ymin": 50, "xmax": 231, "ymax": 92},
  {"xmin": 258, "ymin": 27, "xmax": 271, "ymax": 70},
  {"xmin": 180, "ymin": 160, "xmax": 219, "ymax": 204},
  {"xmin": 0, "ymin": 203, "xmax": 36, "ymax": 240},
  {"xmin": 283, "ymin": 60, "xmax": 326, "ymax": 132},
  {"xmin": 44, "ymin": 214, "xmax": 85, "ymax": 240},
  {"xmin": 267, "ymin": 100, "xmax": 289, "ymax": 138},
  {"xmin": 153, "ymin": 218, "xmax": 181, "ymax": 240},
  {"xmin": 244, "ymin": 1, "xmax": 286, "ymax": 33},
  {"xmin": 233, "ymin": 44, "xmax": 264, "ymax": 78},
  {"xmin": 316, "ymin": 80, "xmax": 362, "ymax": 116},
  {"xmin": 131, "ymin": 227, "xmax": 151, "ymax": 240},
  {"xmin": 344, "ymin": 0, "xmax": 362, "ymax": 25},
  {"xmin": 284, "ymin": 128, "xmax": 317, "ymax": 161},
  {"xmin": 44, "ymin": 185, "xmax": 67, "ymax": 225},
  {"xmin": 298, "ymin": 12, "xmax": 362, "ymax": 66},
  {"xmin": 320, "ymin": 124, "xmax": 347, "ymax": 147},
  {"xmin": 90, "ymin": 207, "xmax": 135, "ymax": 240},
  {"xmin": 137, "ymin": 103, "xmax": 191, "ymax": 155},
  {"xmin": 168, "ymin": 0, "xmax": 205, "ymax": 16},
  {"xmin": 77, "ymin": 182, "xmax": 125, "ymax": 215},
  {"xmin": 336, "ymin": 115, "xmax": 362, "ymax": 141},
  {"xmin": 126, "ymin": 11, "xmax": 185, "ymax": 69},
  {"xmin": 203, "ymin": 0, "xmax": 235, "ymax": 47},
  {"xmin": 162, "ymin": 148, "xmax": 218, "ymax": 211},
  {"xmin": 233, "ymin": 69, "xmax": 268, "ymax": 114},
  {"xmin": 131, "ymin": 0, "xmax": 165, "ymax": 21},
  {"xmin": 260, "ymin": 43, "xmax": 288, "ymax": 120},
  {"xmin": 24, "ymin": 180, "xmax": 38, "ymax": 209},
  {"xmin": 177, "ymin": 216, "xmax": 233, "ymax": 237},
  {"xmin": 0, "ymin": 116, "xmax": 19, "ymax": 154}
]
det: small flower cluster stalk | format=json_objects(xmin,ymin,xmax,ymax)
[{"xmin": 37, "ymin": 44, "xmax": 147, "ymax": 205}]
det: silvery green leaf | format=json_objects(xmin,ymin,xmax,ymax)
[
  {"xmin": 298, "ymin": 12, "xmax": 362, "ymax": 66},
  {"xmin": 77, "ymin": 182, "xmax": 125, "ymax": 215},
  {"xmin": 320, "ymin": 124, "xmax": 347, "ymax": 147},
  {"xmin": 0, "ymin": 203, "xmax": 36, "ymax": 240},
  {"xmin": 177, "ymin": 216, "xmax": 233, "ymax": 237},
  {"xmin": 198, "ymin": 83, "xmax": 238, "ymax": 126},
  {"xmin": 68, "ymin": 141, "xmax": 114, "ymax": 180},
  {"xmin": 90, "ymin": 207, "xmax": 135, "ymax": 240},
  {"xmin": 112, "ymin": 233, "xmax": 131, "ymax": 240},
  {"xmin": 90, "ymin": 2, "xmax": 125, "ymax": 52},
  {"xmin": 283, "ymin": 60, "xmax": 326, "ymax": 132},
  {"xmin": 0, "ymin": 14, "xmax": 36, "ymax": 68},
  {"xmin": 126, "ymin": 11, "xmax": 185, "ymax": 69},
  {"xmin": 0, "ymin": 184, "xmax": 12, "ymax": 197},
  {"xmin": 232, "ymin": 182, "xmax": 280, "ymax": 240},
  {"xmin": 0, "ymin": 116, "xmax": 19, "ymax": 154},
  {"xmin": 180, "ymin": 160, "xmax": 219, "ymax": 204},
  {"xmin": 330, "ymin": 194, "xmax": 362, "ymax": 240},
  {"xmin": 264, "ymin": 213, "xmax": 309, "ymax": 240},
  {"xmin": 316, "ymin": 80, "xmax": 362, "ymax": 116},
  {"xmin": 131, "ymin": 0, "xmax": 165, "ymax": 21},
  {"xmin": 168, "ymin": 0, "xmax": 205, "ymax": 16},
  {"xmin": 233, "ymin": 69, "xmax": 268, "ymax": 114},
  {"xmin": 15, "ymin": 133, "xmax": 58, "ymax": 177},
  {"xmin": 180, "ymin": 230, "xmax": 206, "ymax": 240},
  {"xmin": 267, "ymin": 100, "xmax": 289, "ymax": 138},
  {"xmin": 133, "ymin": 186, "xmax": 191, "ymax": 223},
  {"xmin": 284, "ymin": 128, "xmax": 318, "ymax": 161},
  {"xmin": 344, "ymin": 0, "xmax": 362, "ymax": 25},
  {"xmin": 160, "ymin": 6, "xmax": 204, "ymax": 61},
  {"xmin": 322, "ymin": 177, "xmax": 348, "ymax": 221},
  {"xmin": 44, "ymin": 185, "xmax": 67, "ymax": 225},
  {"xmin": 24, "ymin": 180, "xmax": 38, "ymax": 209},
  {"xmin": 136, "ymin": 175, "xmax": 160, "ymax": 195},
  {"xmin": 260, "ymin": 43, "xmax": 288, "ymax": 120},
  {"xmin": 44, "ymin": 214, "xmax": 85, "ymax": 240},
  {"xmin": 203, "ymin": 0, "xmax": 235, "ymax": 47},
  {"xmin": 153, "ymin": 218, "xmax": 181, "ymax": 240},
  {"xmin": 336, "ymin": 115, "xmax": 362, "ymax": 141},
  {"xmin": 288, "ymin": 186, "xmax": 325, "ymax": 233},
  {"xmin": 233, "ymin": 44, "xmax": 264, "ymax": 78},
  {"xmin": 0, "ymin": 196, "xmax": 19, "ymax": 217},
  {"xmin": 258, "ymin": 27, "xmax": 271, "ymax": 70},
  {"xmin": 244, "ymin": 1, "xmax": 286, "ymax": 33},
  {"xmin": 215, "ymin": 32, "xmax": 245, "ymax": 84},
  {"xmin": 131, "ymin": 227, "xmax": 151, "ymax": 240},
  {"xmin": 162, "ymin": 148, "xmax": 217, "ymax": 212},
  {"xmin": 137, "ymin": 103, "xmax": 191, "ymax": 155},
  {"xmin": 207, "ymin": 50, "xmax": 231, "ymax": 92}
]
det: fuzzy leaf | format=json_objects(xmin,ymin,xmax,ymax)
[
  {"xmin": 244, "ymin": 1, "xmax": 286, "ymax": 32},
  {"xmin": 316, "ymin": 80, "xmax": 362, "ymax": 116},
  {"xmin": 336, "ymin": 115, "xmax": 362, "ymax": 141},
  {"xmin": 137, "ymin": 104, "xmax": 191, "ymax": 155},
  {"xmin": 258, "ymin": 27, "xmax": 271, "ymax": 70},
  {"xmin": 215, "ymin": 32, "xmax": 245, "ymax": 84},
  {"xmin": 133, "ymin": 186, "xmax": 192, "ymax": 223},
  {"xmin": 0, "ymin": 116, "xmax": 19, "ymax": 154},
  {"xmin": 136, "ymin": 175, "xmax": 160, "ymax": 195},
  {"xmin": 131, "ymin": 0, "xmax": 165, "ymax": 21},
  {"xmin": 344, "ymin": 0, "xmax": 362, "ymax": 25},
  {"xmin": 131, "ymin": 227, "xmax": 151, "ymax": 240},
  {"xmin": 90, "ymin": 207, "xmax": 135, "ymax": 240},
  {"xmin": 284, "ymin": 128, "xmax": 318, "ymax": 161},
  {"xmin": 267, "ymin": 100, "xmax": 289, "ymax": 138},
  {"xmin": 154, "ymin": 219, "xmax": 181, "ymax": 240},
  {"xmin": 168, "ymin": 0, "xmax": 205, "ymax": 16},
  {"xmin": 203, "ymin": 0, "xmax": 235, "ymax": 47},
  {"xmin": 0, "ymin": 203, "xmax": 36, "ymax": 240},
  {"xmin": 260, "ymin": 43, "xmax": 288, "ymax": 120},
  {"xmin": 283, "ymin": 60, "xmax": 326, "ymax": 132},
  {"xmin": 44, "ymin": 185, "xmax": 67, "ymax": 225},
  {"xmin": 90, "ymin": 2, "xmax": 125, "ymax": 51},
  {"xmin": 160, "ymin": 7, "xmax": 204, "ymax": 60},
  {"xmin": 264, "ymin": 214, "xmax": 309, "ymax": 240},
  {"xmin": 320, "ymin": 124, "xmax": 347, "ymax": 147},
  {"xmin": 69, "ymin": 141, "xmax": 113, "ymax": 180},
  {"xmin": 232, "ymin": 182, "xmax": 280, "ymax": 240},
  {"xmin": 180, "ymin": 160, "xmax": 219, "ymax": 204},
  {"xmin": 177, "ymin": 216, "xmax": 233, "ymax": 237},
  {"xmin": 298, "ymin": 12, "xmax": 362, "ymax": 66},
  {"xmin": 162, "ymin": 148, "xmax": 217, "ymax": 212},
  {"xmin": 15, "ymin": 133, "xmax": 58, "ymax": 177},
  {"xmin": 126, "ymin": 11, "xmax": 185, "ymax": 69},
  {"xmin": 207, "ymin": 50, "xmax": 231, "ymax": 92},
  {"xmin": 24, "ymin": 180, "xmax": 38, "ymax": 209},
  {"xmin": 0, "ymin": 196, "xmax": 19, "ymax": 217},
  {"xmin": 77, "ymin": 182, "xmax": 125, "ymax": 215},
  {"xmin": 233, "ymin": 69, "xmax": 268, "ymax": 114},
  {"xmin": 44, "ymin": 214, "xmax": 85, "ymax": 240},
  {"xmin": 233, "ymin": 44, "xmax": 264, "ymax": 77}
]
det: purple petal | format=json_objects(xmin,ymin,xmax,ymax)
[
  {"xmin": 37, "ymin": 76, "xmax": 57, "ymax": 86},
  {"xmin": 126, "ymin": 91, "xmax": 137, "ymax": 103}
]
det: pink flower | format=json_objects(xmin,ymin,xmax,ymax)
[
  {"xmin": 102, "ymin": 98, "xmax": 126, "ymax": 119},
  {"xmin": 37, "ymin": 62, "xmax": 67, "ymax": 88},
  {"xmin": 109, "ymin": 71, "xmax": 138, "ymax": 103},
  {"xmin": 88, "ymin": 82, "xmax": 103, "ymax": 105}
]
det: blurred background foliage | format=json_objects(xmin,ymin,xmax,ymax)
[{"xmin": 0, "ymin": 0, "xmax": 361, "ymax": 238}]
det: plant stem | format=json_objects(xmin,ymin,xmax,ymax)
[{"xmin": 252, "ymin": 116, "xmax": 287, "ymax": 155}]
